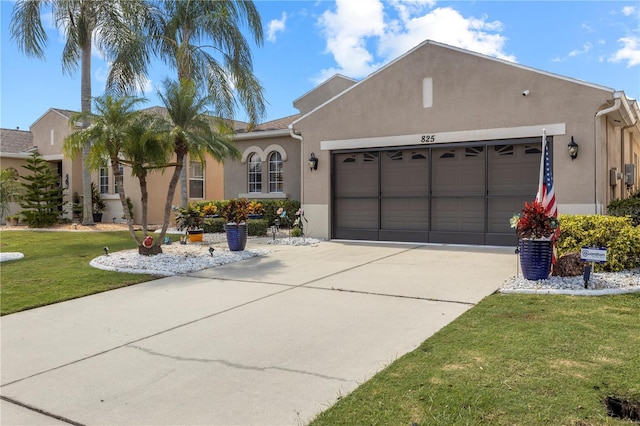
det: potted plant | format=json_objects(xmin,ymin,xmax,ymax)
[
  {"xmin": 174, "ymin": 203, "xmax": 205, "ymax": 242},
  {"xmin": 202, "ymin": 202, "xmax": 218, "ymax": 218},
  {"xmin": 510, "ymin": 200, "xmax": 559, "ymax": 280},
  {"xmin": 91, "ymin": 182, "xmax": 106, "ymax": 223},
  {"xmin": 221, "ymin": 198, "xmax": 251, "ymax": 251},
  {"xmin": 247, "ymin": 200, "xmax": 264, "ymax": 219}
]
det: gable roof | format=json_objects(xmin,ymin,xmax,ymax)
[
  {"xmin": 0, "ymin": 128, "xmax": 33, "ymax": 154},
  {"xmin": 292, "ymin": 39, "xmax": 618, "ymax": 126},
  {"xmin": 30, "ymin": 108, "xmax": 76, "ymax": 128}
]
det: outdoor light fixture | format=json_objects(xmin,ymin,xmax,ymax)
[
  {"xmin": 64, "ymin": 174, "xmax": 69, "ymax": 189},
  {"xmin": 103, "ymin": 246, "xmax": 109, "ymax": 256},
  {"xmin": 568, "ymin": 136, "xmax": 579, "ymax": 161},
  {"xmin": 308, "ymin": 152, "xmax": 318, "ymax": 171}
]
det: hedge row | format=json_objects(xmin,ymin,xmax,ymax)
[
  {"xmin": 557, "ymin": 214, "xmax": 640, "ymax": 272},
  {"xmin": 190, "ymin": 198, "xmax": 301, "ymax": 236},
  {"xmin": 607, "ymin": 191, "xmax": 640, "ymax": 226},
  {"xmin": 201, "ymin": 218, "xmax": 269, "ymax": 237}
]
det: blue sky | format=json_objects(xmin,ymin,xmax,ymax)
[{"xmin": 1, "ymin": 0, "xmax": 639, "ymax": 131}]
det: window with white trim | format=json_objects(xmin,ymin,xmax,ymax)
[
  {"xmin": 189, "ymin": 160, "xmax": 204, "ymax": 199},
  {"xmin": 248, "ymin": 153, "xmax": 262, "ymax": 193},
  {"xmin": 99, "ymin": 163, "xmax": 109, "ymax": 194},
  {"xmin": 269, "ymin": 151, "xmax": 283, "ymax": 193},
  {"xmin": 114, "ymin": 163, "xmax": 124, "ymax": 194}
]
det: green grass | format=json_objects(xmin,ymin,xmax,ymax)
[
  {"xmin": 311, "ymin": 294, "xmax": 640, "ymax": 426},
  {"xmin": 0, "ymin": 230, "xmax": 163, "ymax": 315}
]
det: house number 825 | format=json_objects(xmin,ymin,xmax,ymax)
[{"xmin": 421, "ymin": 135, "xmax": 435, "ymax": 143}]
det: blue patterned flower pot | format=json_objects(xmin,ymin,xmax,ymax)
[
  {"xmin": 226, "ymin": 223, "xmax": 248, "ymax": 251},
  {"xmin": 519, "ymin": 239, "xmax": 553, "ymax": 280}
]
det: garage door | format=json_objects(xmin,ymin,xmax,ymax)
[{"xmin": 332, "ymin": 138, "xmax": 546, "ymax": 246}]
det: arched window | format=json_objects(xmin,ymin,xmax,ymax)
[
  {"xmin": 248, "ymin": 153, "xmax": 262, "ymax": 193},
  {"xmin": 269, "ymin": 151, "xmax": 283, "ymax": 193}
]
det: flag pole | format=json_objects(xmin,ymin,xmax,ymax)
[{"xmin": 536, "ymin": 129, "xmax": 546, "ymax": 202}]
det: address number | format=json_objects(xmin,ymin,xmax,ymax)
[{"xmin": 421, "ymin": 135, "xmax": 435, "ymax": 143}]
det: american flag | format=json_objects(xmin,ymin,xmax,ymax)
[
  {"xmin": 535, "ymin": 131, "xmax": 557, "ymax": 217},
  {"xmin": 535, "ymin": 130, "xmax": 559, "ymax": 261}
]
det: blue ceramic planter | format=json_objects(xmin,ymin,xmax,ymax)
[
  {"xmin": 226, "ymin": 223, "xmax": 248, "ymax": 251},
  {"xmin": 519, "ymin": 239, "xmax": 553, "ymax": 280}
]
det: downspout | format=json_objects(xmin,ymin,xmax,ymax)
[
  {"xmin": 594, "ymin": 94, "xmax": 621, "ymax": 214},
  {"xmin": 621, "ymin": 121, "xmax": 638, "ymax": 198},
  {"xmin": 289, "ymin": 125, "xmax": 304, "ymax": 206}
]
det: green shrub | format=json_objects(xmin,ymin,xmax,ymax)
[
  {"xmin": 201, "ymin": 217, "xmax": 268, "ymax": 236},
  {"xmin": 247, "ymin": 219, "xmax": 268, "ymax": 236},
  {"xmin": 557, "ymin": 214, "xmax": 640, "ymax": 272},
  {"xmin": 192, "ymin": 199, "xmax": 301, "ymax": 228},
  {"xmin": 202, "ymin": 218, "xmax": 225, "ymax": 233},
  {"xmin": 261, "ymin": 199, "xmax": 301, "ymax": 227},
  {"xmin": 607, "ymin": 191, "xmax": 640, "ymax": 226}
]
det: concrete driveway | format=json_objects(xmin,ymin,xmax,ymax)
[{"xmin": 1, "ymin": 241, "xmax": 515, "ymax": 425}]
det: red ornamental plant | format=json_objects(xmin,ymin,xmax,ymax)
[{"xmin": 510, "ymin": 200, "xmax": 559, "ymax": 240}]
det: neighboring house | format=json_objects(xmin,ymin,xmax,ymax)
[
  {"xmin": 0, "ymin": 108, "xmax": 230, "ymax": 225},
  {"xmin": 286, "ymin": 40, "xmax": 640, "ymax": 245},
  {"xmin": 0, "ymin": 128, "xmax": 35, "ymax": 220}
]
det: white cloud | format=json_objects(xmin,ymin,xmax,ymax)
[
  {"xmin": 622, "ymin": 6, "xmax": 637, "ymax": 16},
  {"xmin": 315, "ymin": 1, "xmax": 514, "ymax": 83},
  {"xmin": 316, "ymin": 0, "xmax": 386, "ymax": 81},
  {"xmin": 267, "ymin": 12, "xmax": 287, "ymax": 43},
  {"xmin": 389, "ymin": 0, "xmax": 436, "ymax": 23},
  {"xmin": 609, "ymin": 36, "xmax": 640, "ymax": 67},
  {"xmin": 379, "ymin": 7, "xmax": 514, "ymax": 62},
  {"xmin": 568, "ymin": 42, "xmax": 592, "ymax": 57}
]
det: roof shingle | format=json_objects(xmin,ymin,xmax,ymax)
[{"xmin": 0, "ymin": 128, "xmax": 33, "ymax": 153}]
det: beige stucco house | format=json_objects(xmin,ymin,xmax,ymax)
[
  {"xmin": 266, "ymin": 40, "xmax": 638, "ymax": 246},
  {"xmin": 0, "ymin": 108, "xmax": 227, "ymax": 225}
]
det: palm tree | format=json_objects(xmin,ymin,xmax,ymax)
[
  {"xmin": 10, "ymin": 0, "xmax": 153, "ymax": 225},
  {"xmin": 64, "ymin": 94, "xmax": 171, "ymax": 253},
  {"xmin": 127, "ymin": 0, "xmax": 266, "ymax": 207},
  {"xmin": 120, "ymin": 114, "xmax": 172, "ymax": 247},
  {"xmin": 153, "ymin": 79, "xmax": 240, "ymax": 247}
]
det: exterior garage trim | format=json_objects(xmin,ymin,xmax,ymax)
[{"xmin": 321, "ymin": 123, "xmax": 565, "ymax": 151}]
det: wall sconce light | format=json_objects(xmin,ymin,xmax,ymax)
[
  {"xmin": 64, "ymin": 174, "xmax": 69, "ymax": 189},
  {"xmin": 308, "ymin": 152, "xmax": 318, "ymax": 171},
  {"xmin": 568, "ymin": 136, "xmax": 579, "ymax": 161}
]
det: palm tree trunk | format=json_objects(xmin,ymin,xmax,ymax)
[
  {"xmin": 139, "ymin": 172, "xmax": 149, "ymax": 237},
  {"xmin": 156, "ymin": 151, "xmax": 185, "ymax": 247},
  {"xmin": 81, "ymin": 29, "xmax": 94, "ymax": 225},
  {"xmin": 112, "ymin": 160, "xmax": 139, "ymax": 244},
  {"xmin": 180, "ymin": 157, "xmax": 187, "ymax": 207}
]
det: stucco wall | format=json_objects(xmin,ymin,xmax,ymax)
[
  {"xmin": 293, "ymin": 41, "xmax": 627, "ymax": 238},
  {"xmin": 225, "ymin": 135, "xmax": 301, "ymax": 201}
]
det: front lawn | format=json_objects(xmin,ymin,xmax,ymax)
[
  {"xmin": 311, "ymin": 294, "xmax": 640, "ymax": 425},
  {"xmin": 0, "ymin": 230, "xmax": 161, "ymax": 315}
]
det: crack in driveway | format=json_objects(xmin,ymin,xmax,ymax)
[{"xmin": 128, "ymin": 344, "xmax": 352, "ymax": 383}]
